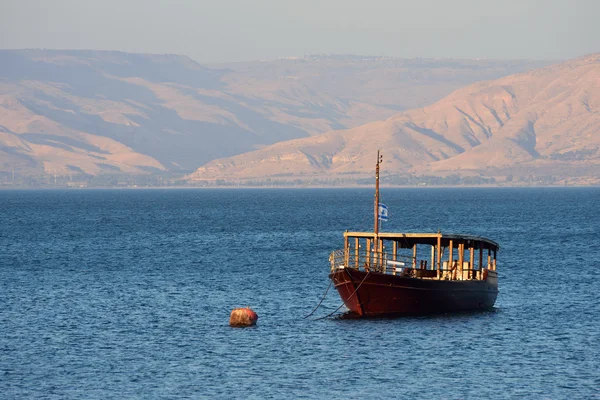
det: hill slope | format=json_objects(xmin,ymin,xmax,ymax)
[
  {"xmin": 0, "ymin": 50, "xmax": 547, "ymax": 180},
  {"xmin": 188, "ymin": 54, "xmax": 600, "ymax": 185}
]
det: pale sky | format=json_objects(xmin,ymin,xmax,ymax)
[{"xmin": 1, "ymin": 0, "xmax": 598, "ymax": 63}]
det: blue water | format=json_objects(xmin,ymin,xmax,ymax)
[{"xmin": 1, "ymin": 188, "xmax": 599, "ymax": 399}]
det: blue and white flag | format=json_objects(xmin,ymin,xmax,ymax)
[{"xmin": 378, "ymin": 203, "xmax": 389, "ymax": 221}]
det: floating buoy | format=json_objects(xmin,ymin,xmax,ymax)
[{"xmin": 229, "ymin": 307, "xmax": 258, "ymax": 327}]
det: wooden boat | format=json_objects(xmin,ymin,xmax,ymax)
[{"xmin": 328, "ymin": 151, "xmax": 499, "ymax": 316}]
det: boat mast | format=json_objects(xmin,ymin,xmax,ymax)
[{"xmin": 373, "ymin": 150, "xmax": 382, "ymax": 256}]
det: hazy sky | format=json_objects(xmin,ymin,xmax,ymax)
[{"xmin": 1, "ymin": 0, "xmax": 598, "ymax": 63}]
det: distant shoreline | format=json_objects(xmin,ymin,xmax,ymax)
[{"xmin": 1, "ymin": 183, "xmax": 597, "ymax": 191}]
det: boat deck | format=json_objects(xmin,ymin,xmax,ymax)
[{"xmin": 330, "ymin": 231, "xmax": 498, "ymax": 282}]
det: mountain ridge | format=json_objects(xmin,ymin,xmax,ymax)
[
  {"xmin": 187, "ymin": 53, "xmax": 600, "ymax": 185},
  {"xmin": 0, "ymin": 49, "xmax": 551, "ymax": 183}
]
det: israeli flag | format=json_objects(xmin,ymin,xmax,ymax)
[{"xmin": 378, "ymin": 203, "xmax": 389, "ymax": 221}]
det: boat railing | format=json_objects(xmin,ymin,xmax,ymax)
[
  {"xmin": 330, "ymin": 248, "xmax": 490, "ymax": 280},
  {"xmin": 330, "ymin": 248, "xmax": 417, "ymax": 275}
]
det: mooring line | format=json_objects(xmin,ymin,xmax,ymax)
[
  {"xmin": 315, "ymin": 271, "xmax": 371, "ymax": 320},
  {"xmin": 304, "ymin": 278, "xmax": 333, "ymax": 319}
]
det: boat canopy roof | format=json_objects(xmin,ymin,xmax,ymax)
[{"xmin": 344, "ymin": 231, "xmax": 499, "ymax": 251}]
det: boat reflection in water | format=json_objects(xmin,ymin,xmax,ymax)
[{"xmin": 328, "ymin": 151, "xmax": 499, "ymax": 317}]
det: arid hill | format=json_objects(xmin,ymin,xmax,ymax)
[
  {"xmin": 188, "ymin": 54, "xmax": 600, "ymax": 185},
  {"xmin": 0, "ymin": 50, "xmax": 547, "ymax": 182}
]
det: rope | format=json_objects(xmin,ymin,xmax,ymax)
[
  {"xmin": 315, "ymin": 270, "xmax": 371, "ymax": 320},
  {"xmin": 303, "ymin": 278, "xmax": 333, "ymax": 319}
]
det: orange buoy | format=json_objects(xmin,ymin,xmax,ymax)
[{"xmin": 229, "ymin": 307, "xmax": 258, "ymax": 327}]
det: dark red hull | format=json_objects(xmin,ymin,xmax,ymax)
[{"xmin": 329, "ymin": 269, "xmax": 498, "ymax": 316}]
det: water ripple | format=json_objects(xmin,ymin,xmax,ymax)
[{"xmin": 1, "ymin": 188, "xmax": 599, "ymax": 399}]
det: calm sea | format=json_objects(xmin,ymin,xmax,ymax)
[{"xmin": 1, "ymin": 188, "xmax": 599, "ymax": 399}]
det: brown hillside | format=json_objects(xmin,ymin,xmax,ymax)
[
  {"xmin": 0, "ymin": 50, "xmax": 547, "ymax": 179},
  {"xmin": 188, "ymin": 54, "xmax": 600, "ymax": 184}
]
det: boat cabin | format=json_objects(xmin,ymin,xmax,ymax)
[{"xmin": 330, "ymin": 231, "xmax": 499, "ymax": 281}]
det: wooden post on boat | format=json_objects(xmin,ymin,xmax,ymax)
[
  {"xmin": 469, "ymin": 245, "xmax": 475, "ymax": 280},
  {"xmin": 493, "ymin": 249, "xmax": 497, "ymax": 270},
  {"xmin": 436, "ymin": 235, "xmax": 442, "ymax": 279},
  {"xmin": 449, "ymin": 240, "xmax": 454, "ymax": 277},
  {"xmin": 413, "ymin": 244, "xmax": 417, "ymax": 269},
  {"xmin": 393, "ymin": 241, "xmax": 398, "ymax": 275},
  {"xmin": 373, "ymin": 151, "xmax": 382, "ymax": 270},
  {"xmin": 355, "ymin": 237, "xmax": 360, "ymax": 268},
  {"xmin": 344, "ymin": 235, "xmax": 349, "ymax": 268},
  {"xmin": 366, "ymin": 238, "xmax": 371, "ymax": 270},
  {"xmin": 458, "ymin": 242, "xmax": 464, "ymax": 280},
  {"xmin": 487, "ymin": 248, "xmax": 492, "ymax": 269},
  {"xmin": 379, "ymin": 239, "xmax": 384, "ymax": 271}
]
